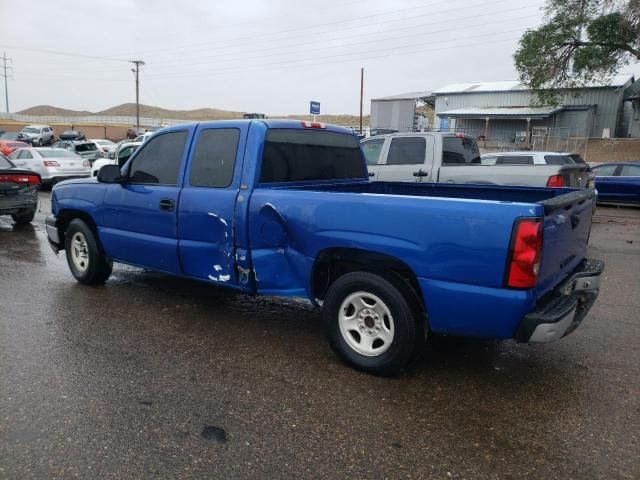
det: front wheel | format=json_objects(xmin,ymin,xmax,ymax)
[
  {"xmin": 323, "ymin": 272, "xmax": 425, "ymax": 376},
  {"xmin": 64, "ymin": 219, "xmax": 112, "ymax": 285}
]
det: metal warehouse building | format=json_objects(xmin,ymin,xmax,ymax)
[
  {"xmin": 433, "ymin": 74, "xmax": 640, "ymax": 141},
  {"xmin": 369, "ymin": 91, "xmax": 434, "ymax": 133}
]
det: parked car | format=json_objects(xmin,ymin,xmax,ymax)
[
  {"xmin": 58, "ymin": 130, "xmax": 86, "ymax": 141},
  {"xmin": 20, "ymin": 125, "xmax": 55, "ymax": 146},
  {"xmin": 0, "ymin": 132, "xmax": 34, "ymax": 144},
  {"xmin": 361, "ymin": 133, "xmax": 591, "ymax": 187},
  {"xmin": 91, "ymin": 139, "xmax": 117, "ymax": 154},
  {"xmin": 90, "ymin": 141, "xmax": 141, "ymax": 177},
  {"xmin": 45, "ymin": 120, "xmax": 603, "ymax": 376},
  {"xmin": 0, "ymin": 140, "xmax": 30, "ymax": 157},
  {"xmin": 591, "ymin": 161, "xmax": 640, "ymax": 205},
  {"xmin": 0, "ymin": 153, "xmax": 41, "ymax": 224},
  {"xmin": 9, "ymin": 147, "xmax": 91, "ymax": 186},
  {"xmin": 134, "ymin": 132, "xmax": 154, "ymax": 143},
  {"xmin": 126, "ymin": 127, "xmax": 145, "ymax": 139},
  {"xmin": 52, "ymin": 140, "xmax": 103, "ymax": 164}
]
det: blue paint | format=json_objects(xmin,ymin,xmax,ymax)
[{"xmin": 50, "ymin": 119, "xmax": 597, "ymax": 340}]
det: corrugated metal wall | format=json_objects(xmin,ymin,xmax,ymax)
[
  {"xmin": 370, "ymin": 99, "xmax": 416, "ymax": 132},
  {"xmin": 435, "ymin": 87, "xmax": 627, "ymax": 138}
]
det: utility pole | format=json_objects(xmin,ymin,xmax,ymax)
[
  {"xmin": 130, "ymin": 60, "xmax": 145, "ymax": 133},
  {"xmin": 359, "ymin": 67, "xmax": 364, "ymax": 135},
  {"xmin": 1, "ymin": 52, "xmax": 13, "ymax": 113}
]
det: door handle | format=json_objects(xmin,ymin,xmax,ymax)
[
  {"xmin": 368, "ymin": 172, "xmax": 375, "ymax": 177},
  {"xmin": 159, "ymin": 199, "xmax": 174, "ymax": 212},
  {"xmin": 413, "ymin": 170, "xmax": 428, "ymax": 177}
]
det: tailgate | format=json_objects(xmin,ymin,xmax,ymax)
[
  {"xmin": 559, "ymin": 165, "xmax": 590, "ymax": 188},
  {"xmin": 536, "ymin": 189, "xmax": 595, "ymax": 296}
]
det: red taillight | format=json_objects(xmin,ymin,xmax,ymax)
[
  {"xmin": 43, "ymin": 160, "xmax": 60, "ymax": 167},
  {"xmin": 506, "ymin": 218, "xmax": 543, "ymax": 289},
  {"xmin": 301, "ymin": 121, "xmax": 326, "ymax": 129},
  {"xmin": 546, "ymin": 174, "xmax": 565, "ymax": 187},
  {"xmin": 455, "ymin": 133, "xmax": 465, "ymax": 138},
  {"xmin": 0, "ymin": 173, "xmax": 41, "ymax": 186}
]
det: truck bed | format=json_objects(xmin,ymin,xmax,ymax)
[{"xmin": 268, "ymin": 179, "xmax": 589, "ymax": 209}]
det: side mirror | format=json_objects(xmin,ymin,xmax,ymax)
[{"xmin": 97, "ymin": 164, "xmax": 124, "ymax": 184}]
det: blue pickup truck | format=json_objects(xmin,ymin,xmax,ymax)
[{"xmin": 46, "ymin": 120, "xmax": 603, "ymax": 375}]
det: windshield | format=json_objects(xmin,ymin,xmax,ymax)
[
  {"xmin": 22, "ymin": 127, "xmax": 40, "ymax": 134},
  {"xmin": 75, "ymin": 143, "xmax": 98, "ymax": 152},
  {"xmin": 39, "ymin": 150, "xmax": 80, "ymax": 158}
]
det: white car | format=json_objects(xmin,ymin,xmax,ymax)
[
  {"xmin": 9, "ymin": 147, "xmax": 91, "ymax": 185},
  {"xmin": 91, "ymin": 141, "xmax": 141, "ymax": 177},
  {"xmin": 134, "ymin": 132, "xmax": 154, "ymax": 143},
  {"xmin": 91, "ymin": 139, "xmax": 117, "ymax": 155}
]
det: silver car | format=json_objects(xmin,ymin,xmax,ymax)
[
  {"xmin": 9, "ymin": 147, "xmax": 91, "ymax": 185},
  {"xmin": 20, "ymin": 125, "xmax": 55, "ymax": 146}
]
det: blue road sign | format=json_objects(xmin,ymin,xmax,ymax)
[{"xmin": 310, "ymin": 101, "xmax": 321, "ymax": 115}]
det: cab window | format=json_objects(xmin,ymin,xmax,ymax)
[{"xmin": 128, "ymin": 131, "xmax": 188, "ymax": 185}]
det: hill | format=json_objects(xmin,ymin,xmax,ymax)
[{"xmin": 17, "ymin": 103, "xmax": 368, "ymax": 126}]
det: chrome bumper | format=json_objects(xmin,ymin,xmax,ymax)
[
  {"xmin": 515, "ymin": 259, "xmax": 604, "ymax": 343},
  {"xmin": 45, "ymin": 215, "xmax": 61, "ymax": 253}
]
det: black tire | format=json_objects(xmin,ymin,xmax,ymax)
[
  {"xmin": 11, "ymin": 208, "xmax": 36, "ymax": 225},
  {"xmin": 36, "ymin": 139, "xmax": 43, "ymax": 147},
  {"xmin": 323, "ymin": 272, "xmax": 425, "ymax": 376},
  {"xmin": 64, "ymin": 219, "xmax": 112, "ymax": 285}
]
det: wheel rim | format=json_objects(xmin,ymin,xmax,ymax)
[
  {"xmin": 338, "ymin": 291, "xmax": 395, "ymax": 357},
  {"xmin": 70, "ymin": 232, "xmax": 89, "ymax": 273}
]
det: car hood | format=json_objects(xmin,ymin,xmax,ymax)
[
  {"xmin": 53, "ymin": 177, "xmax": 99, "ymax": 189},
  {"xmin": 20, "ymin": 132, "xmax": 38, "ymax": 138}
]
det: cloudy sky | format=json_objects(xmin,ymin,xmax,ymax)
[{"xmin": 1, "ymin": 0, "xmax": 639, "ymax": 116}]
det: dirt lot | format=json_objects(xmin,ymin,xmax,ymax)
[{"xmin": 0, "ymin": 194, "xmax": 639, "ymax": 479}]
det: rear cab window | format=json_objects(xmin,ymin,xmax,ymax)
[
  {"xmin": 260, "ymin": 129, "xmax": 365, "ymax": 183},
  {"xmin": 442, "ymin": 136, "xmax": 480, "ymax": 165},
  {"xmin": 494, "ymin": 155, "xmax": 533, "ymax": 165}
]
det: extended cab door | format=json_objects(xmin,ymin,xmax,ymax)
[
  {"xmin": 376, "ymin": 135, "xmax": 434, "ymax": 182},
  {"xmin": 177, "ymin": 123, "xmax": 249, "ymax": 285},
  {"xmin": 99, "ymin": 129, "xmax": 191, "ymax": 274}
]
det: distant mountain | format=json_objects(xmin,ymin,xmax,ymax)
[
  {"xmin": 16, "ymin": 103, "xmax": 368, "ymax": 126},
  {"xmin": 18, "ymin": 105, "xmax": 93, "ymax": 116}
]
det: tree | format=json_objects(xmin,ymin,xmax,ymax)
[{"xmin": 514, "ymin": 0, "xmax": 640, "ymax": 103}]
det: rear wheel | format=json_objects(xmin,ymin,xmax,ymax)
[
  {"xmin": 64, "ymin": 219, "xmax": 112, "ymax": 285},
  {"xmin": 35, "ymin": 138, "xmax": 43, "ymax": 147},
  {"xmin": 11, "ymin": 209, "xmax": 36, "ymax": 225},
  {"xmin": 323, "ymin": 272, "xmax": 425, "ymax": 376}
]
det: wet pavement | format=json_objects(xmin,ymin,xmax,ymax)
[{"xmin": 1, "ymin": 192, "xmax": 639, "ymax": 479}]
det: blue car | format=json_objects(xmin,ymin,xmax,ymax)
[{"xmin": 592, "ymin": 161, "xmax": 640, "ymax": 206}]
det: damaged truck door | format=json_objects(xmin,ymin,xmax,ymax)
[{"xmin": 177, "ymin": 125, "xmax": 248, "ymax": 285}]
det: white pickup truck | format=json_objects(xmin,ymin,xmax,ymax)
[{"xmin": 361, "ymin": 133, "xmax": 590, "ymax": 188}]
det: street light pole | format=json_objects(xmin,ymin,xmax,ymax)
[{"xmin": 130, "ymin": 60, "xmax": 145, "ymax": 133}]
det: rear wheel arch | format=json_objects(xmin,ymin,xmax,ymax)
[{"xmin": 311, "ymin": 247, "xmax": 426, "ymax": 318}]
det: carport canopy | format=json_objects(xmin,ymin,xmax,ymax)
[{"xmin": 437, "ymin": 106, "xmax": 564, "ymax": 120}]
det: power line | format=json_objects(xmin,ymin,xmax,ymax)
[
  {"xmin": 0, "ymin": 44, "xmax": 129, "ymax": 63},
  {"xmin": 146, "ymin": 26, "xmax": 528, "ymax": 80},
  {"xmin": 136, "ymin": 0, "xmax": 535, "ymax": 59},
  {"xmin": 145, "ymin": 7, "xmax": 541, "ymax": 72},
  {"xmin": 1, "ymin": 52, "xmax": 12, "ymax": 113}
]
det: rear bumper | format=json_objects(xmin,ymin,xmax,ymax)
[
  {"xmin": 514, "ymin": 259, "xmax": 604, "ymax": 343},
  {"xmin": 42, "ymin": 174, "xmax": 91, "ymax": 185},
  {"xmin": 0, "ymin": 189, "xmax": 38, "ymax": 214}
]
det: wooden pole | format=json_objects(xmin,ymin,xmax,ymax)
[{"xmin": 359, "ymin": 67, "xmax": 364, "ymax": 134}]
